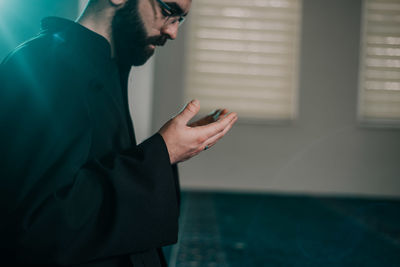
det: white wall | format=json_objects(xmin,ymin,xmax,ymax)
[
  {"xmin": 128, "ymin": 60, "xmax": 155, "ymax": 144},
  {"xmin": 152, "ymin": 0, "xmax": 400, "ymax": 198}
]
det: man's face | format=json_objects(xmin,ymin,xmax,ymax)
[{"xmin": 112, "ymin": 0, "xmax": 191, "ymax": 67}]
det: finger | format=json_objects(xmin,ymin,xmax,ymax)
[
  {"xmin": 215, "ymin": 109, "xmax": 229, "ymax": 121},
  {"xmin": 199, "ymin": 112, "xmax": 237, "ymax": 139},
  {"xmin": 202, "ymin": 121, "xmax": 236, "ymax": 151},
  {"xmin": 203, "ymin": 116, "xmax": 237, "ymax": 149},
  {"xmin": 221, "ymin": 109, "xmax": 229, "ymax": 116},
  {"xmin": 189, "ymin": 114, "xmax": 215, "ymax": 127},
  {"xmin": 203, "ymin": 109, "xmax": 222, "ymax": 123},
  {"xmin": 176, "ymin": 99, "xmax": 200, "ymax": 124}
]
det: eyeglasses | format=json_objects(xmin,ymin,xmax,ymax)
[{"xmin": 155, "ymin": 0, "xmax": 186, "ymax": 26}]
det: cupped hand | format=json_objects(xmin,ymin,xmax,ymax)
[
  {"xmin": 188, "ymin": 109, "xmax": 229, "ymax": 127},
  {"xmin": 158, "ymin": 100, "xmax": 237, "ymax": 164}
]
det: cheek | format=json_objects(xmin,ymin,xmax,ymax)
[
  {"xmin": 138, "ymin": 1, "xmax": 161, "ymax": 32},
  {"xmin": 147, "ymin": 18, "xmax": 160, "ymax": 31},
  {"xmin": 139, "ymin": 1, "xmax": 167, "ymax": 33}
]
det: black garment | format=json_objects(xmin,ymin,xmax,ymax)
[{"xmin": 0, "ymin": 17, "xmax": 180, "ymax": 266}]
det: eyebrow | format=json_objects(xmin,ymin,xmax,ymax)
[{"xmin": 166, "ymin": 2, "xmax": 188, "ymax": 17}]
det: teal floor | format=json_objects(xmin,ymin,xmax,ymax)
[{"xmin": 164, "ymin": 191, "xmax": 400, "ymax": 267}]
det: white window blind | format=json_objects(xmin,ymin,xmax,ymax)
[
  {"xmin": 183, "ymin": 0, "xmax": 302, "ymax": 121},
  {"xmin": 358, "ymin": 0, "xmax": 400, "ymax": 124}
]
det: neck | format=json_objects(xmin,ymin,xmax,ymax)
[{"xmin": 76, "ymin": 4, "xmax": 117, "ymax": 57}]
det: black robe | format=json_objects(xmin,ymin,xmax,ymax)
[{"xmin": 0, "ymin": 17, "xmax": 180, "ymax": 266}]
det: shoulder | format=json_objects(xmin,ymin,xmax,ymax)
[
  {"xmin": 0, "ymin": 33, "xmax": 92, "ymax": 125},
  {"xmin": 1, "ymin": 31, "xmax": 90, "ymax": 100},
  {"xmin": 2, "ymin": 31, "xmax": 85, "ymax": 79}
]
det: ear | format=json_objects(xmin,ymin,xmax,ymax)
[{"xmin": 109, "ymin": 0, "xmax": 127, "ymax": 6}]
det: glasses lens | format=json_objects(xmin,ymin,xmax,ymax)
[
  {"xmin": 178, "ymin": 16, "xmax": 185, "ymax": 25},
  {"xmin": 166, "ymin": 15, "xmax": 185, "ymax": 26}
]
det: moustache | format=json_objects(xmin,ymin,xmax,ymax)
[{"xmin": 147, "ymin": 36, "xmax": 168, "ymax": 47}]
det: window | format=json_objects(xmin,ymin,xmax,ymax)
[
  {"xmin": 183, "ymin": 0, "xmax": 302, "ymax": 121},
  {"xmin": 358, "ymin": 0, "xmax": 400, "ymax": 125}
]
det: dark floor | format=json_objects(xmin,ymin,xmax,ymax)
[{"xmin": 164, "ymin": 191, "xmax": 400, "ymax": 267}]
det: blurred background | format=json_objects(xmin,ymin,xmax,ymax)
[
  {"xmin": 1, "ymin": 0, "xmax": 399, "ymax": 265},
  {"xmin": 153, "ymin": 0, "xmax": 400, "ymax": 199}
]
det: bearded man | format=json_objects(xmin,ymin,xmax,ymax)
[{"xmin": 0, "ymin": 0, "xmax": 237, "ymax": 266}]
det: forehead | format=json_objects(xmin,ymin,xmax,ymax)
[{"xmin": 163, "ymin": 0, "xmax": 191, "ymax": 14}]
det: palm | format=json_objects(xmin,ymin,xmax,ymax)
[{"xmin": 189, "ymin": 109, "xmax": 228, "ymax": 127}]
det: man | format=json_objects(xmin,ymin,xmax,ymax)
[{"xmin": 0, "ymin": 0, "xmax": 237, "ymax": 266}]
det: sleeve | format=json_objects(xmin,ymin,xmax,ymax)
[{"xmin": 0, "ymin": 44, "xmax": 179, "ymax": 265}]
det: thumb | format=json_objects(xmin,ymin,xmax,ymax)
[{"xmin": 176, "ymin": 99, "xmax": 200, "ymax": 123}]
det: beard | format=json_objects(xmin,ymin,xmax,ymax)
[{"xmin": 111, "ymin": 0, "xmax": 166, "ymax": 67}]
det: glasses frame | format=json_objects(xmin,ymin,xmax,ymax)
[{"xmin": 155, "ymin": 0, "xmax": 185, "ymax": 26}]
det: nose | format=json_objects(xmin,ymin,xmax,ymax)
[{"xmin": 161, "ymin": 22, "xmax": 179, "ymax": 40}]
